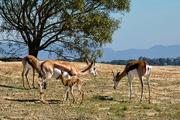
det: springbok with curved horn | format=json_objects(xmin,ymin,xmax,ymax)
[
  {"xmin": 22, "ymin": 55, "xmax": 41, "ymax": 89},
  {"xmin": 112, "ymin": 60, "xmax": 152, "ymax": 103},
  {"xmin": 38, "ymin": 59, "xmax": 97, "ymax": 102}
]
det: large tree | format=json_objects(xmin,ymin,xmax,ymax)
[{"xmin": 0, "ymin": 0, "xmax": 130, "ymax": 60}]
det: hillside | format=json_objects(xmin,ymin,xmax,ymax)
[
  {"xmin": 1, "ymin": 43, "xmax": 180, "ymax": 62},
  {"xmin": 97, "ymin": 45, "xmax": 180, "ymax": 62},
  {"xmin": 0, "ymin": 61, "xmax": 180, "ymax": 119}
]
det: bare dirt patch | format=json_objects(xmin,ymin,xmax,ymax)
[{"xmin": 0, "ymin": 61, "xmax": 180, "ymax": 119}]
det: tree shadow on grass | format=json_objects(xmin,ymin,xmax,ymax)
[
  {"xmin": 0, "ymin": 84, "xmax": 24, "ymax": 90},
  {"xmin": 46, "ymin": 99, "xmax": 63, "ymax": 104},
  {"xmin": 92, "ymin": 95, "xmax": 114, "ymax": 101},
  {"xmin": 0, "ymin": 84, "xmax": 38, "ymax": 90},
  {"xmin": 5, "ymin": 98, "xmax": 63, "ymax": 104},
  {"xmin": 5, "ymin": 98, "xmax": 38, "ymax": 102},
  {"xmin": 92, "ymin": 95, "xmax": 130, "ymax": 103}
]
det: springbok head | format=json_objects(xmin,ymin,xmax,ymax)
[
  {"xmin": 112, "ymin": 70, "xmax": 120, "ymax": 89},
  {"xmin": 86, "ymin": 59, "xmax": 98, "ymax": 77}
]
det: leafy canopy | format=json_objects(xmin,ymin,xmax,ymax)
[{"xmin": 0, "ymin": 0, "xmax": 131, "ymax": 60}]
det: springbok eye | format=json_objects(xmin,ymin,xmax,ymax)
[{"xmin": 93, "ymin": 68, "xmax": 96, "ymax": 70}]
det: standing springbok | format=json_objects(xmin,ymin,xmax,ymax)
[
  {"xmin": 112, "ymin": 60, "xmax": 152, "ymax": 103},
  {"xmin": 22, "ymin": 55, "xmax": 41, "ymax": 89},
  {"xmin": 59, "ymin": 71, "xmax": 84, "ymax": 104},
  {"xmin": 38, "ymin": 59, "xmax": 97, "ymax": 102}
]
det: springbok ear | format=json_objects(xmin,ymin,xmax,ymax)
[
  {"xmin": 117, "ymin": 72, "xmax": 120, "ymax": 76},
  {"xmin": 90, "ymin": 61, "xmax": 94, "ymax": 66},
  {"xmin": 112, "ymin": 70, "xmax": 115, "ymax": 77}
]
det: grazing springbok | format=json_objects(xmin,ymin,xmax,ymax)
[
  {"xmin": 112, "ymin": 60, "xmax": 152, "ymax": 103},
  {"xmin": 38, "ymin": 59, "xmax": 97, "ymax": 102},
  {"xmin": 59, "ymin": 71, "xmax": 84, "ymax": 104},
  {"xmin": 22, "ymin": 55, "xmax": 41, "ymax": 89}
]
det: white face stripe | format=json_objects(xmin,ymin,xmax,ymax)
[
  {"xmin": 91, "ymin": 67, "xmax": 98, "ymax": 76},
  {"xmin": 113, "ymin": 73, "xmax": 120, "ymax": 89},
  {"xmin": 114, "ymin": 78, "xmax": 120, "ymax": 89}
]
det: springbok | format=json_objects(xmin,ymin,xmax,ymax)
[
  {"xmin": 59, "ymin": 71, "xmax": 84, "ymax": 104},
  {"xmin": 22, "ymin": 55, "xmax": 41, "ymax": 89},
  {"xmin": 112, "ymin": 60, "xmax": 152, "ymax": 103},
  {"xmin": 38, "ymin": 59, "xmax": 97, "ymax": 102}
]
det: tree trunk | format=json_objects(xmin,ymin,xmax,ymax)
[
  {"xmin": 28, "ymin": 39, "xmax": 41, "ymax": 58},
  {"xmin": 29, "ymin": 50, "xmax": 38, "ymax": 58},
  {"xmin": 28, "ymin": 45, "xmax": 39, "ymax": 58}
]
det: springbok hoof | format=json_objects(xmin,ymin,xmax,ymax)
[{"xmin": 140, "ymin": 99, "xmax": 143, "ymax": 104}]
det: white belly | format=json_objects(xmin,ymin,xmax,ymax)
[
  {"xmin": 52, "ymin": 68, "xmax": 71, "ymax": 79},
  {"xmin": 52, "ymin": 68, "xmax": 62, "ymax": 78},
  {"xmin": 127, "ymin": 69, "xmax": 139, "ymax": 78},
  {"xmin": 127, "ymin": 65, "xmax": 153, "ymax": 78}
]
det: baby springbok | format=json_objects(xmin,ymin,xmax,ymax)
[{"xmin": 59, "ymin": 71, "xmax": 84, "ymax": 104}]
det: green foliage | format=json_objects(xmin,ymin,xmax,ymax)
[
  {"xmin": 0, "ymin": 0, "xmax": 131, "ymax": 59},
  {"xmin": 102, "ymin": 59, "xmax": 136, "ymax": 65},
  {"xmin": 141, "ymin": 104, "xmax": 153, "ymax": 109},
  {"xmin": 139, "ymin": 56, "xmax": 180, "ymax": 66},
  {"xmin": 158, "ymin": 110, "xmax": 180, "ymax": 119},
  {"xmin": 102, "ymin": 57, "xmax": 180, "ymax": 66},
  {"xmin": 92, "ymin": 95, "xmax": 114, "ymax": 101}
]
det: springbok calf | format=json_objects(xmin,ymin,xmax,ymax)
[
  {"xmin": 22, "ymin": 55, "xmax": 41, "ymax": 89},
  {"xmin": 38, "ymin": 59, "xmax": 97, "ymax": 102},
  {"xmin": 112, "ymin": 60, "xmax": 152, "ymax": 103},
  {"xmin": 59, "ymin": 71, "xmax": 84, "ymax": 104}
]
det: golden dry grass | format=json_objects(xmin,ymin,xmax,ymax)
[{"xmin": 0, "ymin": 61, "xmax": 180, "ymax": 119}]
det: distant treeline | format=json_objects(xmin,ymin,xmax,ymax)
[
  {"xmin": 100, "ymin": 56, "xmax": 180, "ymax": 66},
  {"xmin": 0, "ymin": 57, "xmax": 22, "ymax": 62}
]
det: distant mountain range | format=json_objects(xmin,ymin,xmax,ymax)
[
  {"xmin": 1, "ymin": 43, "xmax": 180, "ymax": 62},
  {"xmin": 97, "ymin": 45, "xmax": 180, "ymax": 62}
]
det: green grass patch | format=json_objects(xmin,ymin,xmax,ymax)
[
  {"xmin": 92, "ymin": 95, "xmax": 114, "ymax": 101},
  {"xmin": 158, "ymin": 110, "xmax": 180, "ymax": 119},
  {"xmin": 141, "ymin": 104, "xmax": 153, "ymax": 109}
]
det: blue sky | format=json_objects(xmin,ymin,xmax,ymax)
[{"xmin": 106, "ymin": 0, "xmax": 180, "ymax": 51}]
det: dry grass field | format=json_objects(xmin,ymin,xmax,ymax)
[{"xmin": 0, "ymin": 61, "xmax": 180, "ymax": 120}]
